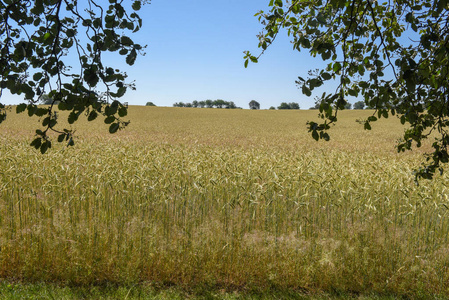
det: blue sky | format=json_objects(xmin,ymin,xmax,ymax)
[{"xmin": 3, "ymin": 0, "xmax": 333, "ymax": 109}]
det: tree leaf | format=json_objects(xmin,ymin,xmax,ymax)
[
  {"xmin": 57, "ymin": 133, "xmax": 66, "ymax": 143},
  {"xmin": 302, "ymin": 85, "xmax": 312, "ymax": 97},
  {"xmin": 88, "ymin": 110, "xmax": 98, "ymax": 121},
  {"xmin": 104, "ymin": 116, "xmax": 115, "ymax": 124},
  {"xmin": 30, "ymin": 138, "xmax": 42, "ymax": 149},
  {"xmin": 109, "ymin": 122, "xmax": 120, "ymax": 134},
  {"xmin": 16, "ymin": 103, "xmax": 27, "ymax": 113},
  {"xmin": 312, "ymin": 130, "xmax": 319, "ymax": 141}
]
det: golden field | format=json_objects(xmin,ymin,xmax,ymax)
[{"xmin": 0, "ymin": 106, "xmax": 448, "ymax": 297}]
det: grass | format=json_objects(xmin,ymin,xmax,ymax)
[
  {"xmin": 0, "ymin": 281, "xmax": 414, "ymax": 299},
  {"xmin": 0, "ymin": 107, "xmax": 448, "ymax": 298}
]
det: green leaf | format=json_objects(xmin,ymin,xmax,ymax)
[
  {"xmin": 27, "ymin": 105, "xmax": 37, "ymax": 117},
  {"xmin": 116, "ymin": 87, "xmax": 126, "ymax": 98},
  {"xmin": 57, "ymin": 133, "xmax": 66, "ymax": 143},
  {"xmin": 302, "ymin": 85, "xmax": 312, "ymax": 97},
  {"xmin": 35, "ymin": 108, "xmax": 48, "ymax": 117},
  {"xmin": 84, "ymin": 69, "xmax": 99, "ymax": 87},
  {"xmin": 121, "ymin": 36, "xmax": 133, "ymax": 46},
  {"xmin": 348, "ymin": 88, "xmax": 358, "ymax": 97},
  {"xmin": 126, "ymin": 49, "xmax": 137, "ymax": 65},
  {"xmin": 104, "ymin": 116, "xmax": 115, "ymax": 124},
  {"xmin": 312, "ymin": 130, "xmax": 319, "ymax": 141},
  {"xmin": 321, "ymin": 72, "xmax": 332, "ymax": 80},
  {"xmin": 42, "ymin": 117, "xmax": 50, "ymax": 127},
  {"xmin": 132, "ymin": 1, "xmax": 141, "ymax": 11},
  {"xmin": 88, "ymin": 110, "xmax": 98, "ymax": 121},
  {"xmin": 309, "ymin": 78, "xmax": 322, "ymax": 89},
  {"xmin": 250, "ymin": 56, "xmax": 258, "ymax": 63},
  {"xmin": 33, "ymin": 73, "xmax": 43, "ymax": 81},
  {"xmin": 68, "ymin": 111, "xmax": 79, "ymax": 124},
  {"xmin": 118, "ymin": 106, "xmax": 127, "ymax": 117},
  {"xmin": 333, "ymin": 62, "xmax": 342, "ymax": 73},
  {"xmin": 105, "ymin": 105, "xmax": 118, "ymax": 116},
  {"xmin": 58, "ymin": 102, "xmax": 67, "ymax": 110},
  {"xmin": 109, "ymin": 122, "xmax": 120, "ymax": 134},
  {"xmin": 16, "ymin": 103, "xmax": 27, "ymax": 113},
  {"xmin": 40, "ymin": 141, "xmax": 50, "ymax": 154},
  {"xmin": 30, "ymin": 138, "xmax": 42, "ymax": 149}
]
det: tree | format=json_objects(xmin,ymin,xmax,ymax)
[
  {"xmin": 245, "ymin": 0, "xmax": 449, "ymax": 179},
  {"xmin": 146, "ymin": 102, "xmax": 156, "ymax": 106},
  {"xmin": 354, "ymin": 101, "xmax": 365, "ymax": 110},
  {"xmin": 225, "ymin": 101, "xmax": 237, "ymax": 109},
  {"xmin": 269, "ymin": 106, "xmax": 276, "ymax": 110},
  {"xmin": 249, "ymin": 100, "xmax": 260, "ymax": 110},
  {"xmin": 278, "ymin": 102, "xmax": 300, "ymax": 109},
  {"xmin": 40, "ymin": 94, "xmax": 53, "ymax": 105},
  {"xmin": 214, "ymin": 99, "xmax": 226, "ymax": 108},
  {"xmin": 344, "ymin": 102, "xmax": 352, "ymax": 110},
  {"xmin": 174, "ymin": 102, "xmax": 186, "ymax": 107},
  {"xmin": 205, "ymin": 99, "xmax": 213, "ymax": 108},
  {"xmin": 289, "ymin": 102, "xmax": 300, "ymax": 109},
  {"xmin": 192, "ymin": 100, "xmax": 199, "ymax": 108},
  {"xmin": 278, "ymin": 102, "xmax": 291, "ymax": 109},
  {"xmin": 0, "ymin": 0, "xmax": 148, "ymax": 153}
]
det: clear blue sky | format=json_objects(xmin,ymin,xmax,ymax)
[{"xmin": 3, "ymin": 0, "xmax": 334, "ymax": 109}]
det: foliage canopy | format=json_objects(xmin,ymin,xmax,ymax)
[
  {"xmin": 249, "ymin": 100, "xmax": 260, "ymax": 110},
  {"xmin": 0, "ymin": 0, "xmax": 147, "ymax": 153},
  {"xmin": 245, "ymin": 0, "xmax": 449, "ymax": 180},
  {"xmin": 278, "ymin": 102, "xmax": 300, "ymax": 109}
]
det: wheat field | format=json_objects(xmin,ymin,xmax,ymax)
[{"xmin": 0, "ymin": 106, "xmax": 448, "ymax": 297}]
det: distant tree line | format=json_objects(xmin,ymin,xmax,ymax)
[
  {"xmin": 173, "ymin": 99, "xmax": 239, "ymax": 109},
  {"xmin": 250, "ymin": 101, "xmax": 300, "ymax": 110},
  {"xmin": 277, "ymin": 102, "xmax": 300, "ymax": 109},
  {"xmin": 309, "ymin": 99, "xmax": 366, "ymax": 110}
]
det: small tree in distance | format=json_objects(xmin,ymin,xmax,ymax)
[
  {"xmin": 278, "ymin": 102, "xmax": 290, "ymax": 109},
  {"xmin": 146, "ymin": 102, "xmax": 156, "ymax": 106},
  {"xmin": 249, "ymin": 100, "xmax": 260, "ymax": 110},
  {"xmin": 289, "ymin": 102, "xmax": 300, "ymax": 109},
  {"xmin": 353, "ymin": 101, "xmax": 365, "ymax": 110},
  {"xmin": 40, "ymin": 94, "xmax": 54, "ymax": 105}
]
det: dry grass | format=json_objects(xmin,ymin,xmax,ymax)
[{"xmin": 0, "ymin": 106, "xmax": 448, "ymax": 297}]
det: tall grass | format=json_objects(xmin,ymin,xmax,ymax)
[{"xmin": 0, "ymin": 107, "xmax": 448, "ymax": 297}]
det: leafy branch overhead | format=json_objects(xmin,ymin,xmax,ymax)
[
  {"xmin": 246, "ymin": 0, "xmax": 449, "ymax": 180},
  {"xmin": 0, "ymin": 0, "xmax": 148, "ymax": 153}
]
